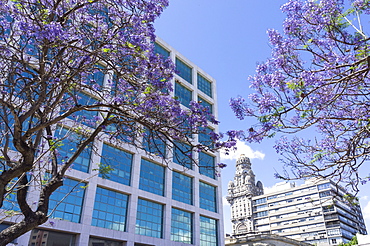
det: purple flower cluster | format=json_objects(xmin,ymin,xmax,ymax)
[{"xmin": 230, "ymin": 0, "xmax": 370, "ymax": 191}]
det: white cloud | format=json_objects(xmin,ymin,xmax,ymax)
[
  {"xmin": 220, "ymin": 140, "xmax": 265, "ymax": 161},
  {"xmin": 364, "ymin": 200, "xmax": 370, "ymax": 220},
  {"xmin": 360, "ymin": 195, "xmax": 368, "ymax": 201}
]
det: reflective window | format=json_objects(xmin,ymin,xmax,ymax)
[
  {"xmin": 28, "ymin": 229, "xmax": 75, "ymax": 246},
  {"xmin": 197, "ymin": 74, "xmax": 212, "ymax": 97},
  {"xmin": 135, "ymin": 199, "xmax": 163, "ymax": 238},
  {"xmin": 173, "ymin": 141, "xmax": 192, "ymax": 169},
  {"xmin": 139, "ymin": 159, "xmax": 165, "ymax": 196},
  {"xmin": 176, "ymin": 58, "xmax": 192, "ymax": 84},
  {"xmin": 267, "ymin": 194, "xmax": 277, "ymax": 200},
  {"xmin": 319, "ymin": 190, "xmax": 332, "ymax": 198},
  {"xmin": 2, "ymin": 178, "xmax": 20, "ymax": 212},
  {"xmin": 318, "ymin": 183, "xmax": 331, "ymax": 190},
  {"xmin": 0, "ymin": 110, "xmax": 15, "ymax": 151},
  {"xmin": 199, "ymin": 182, "xmax": 217, "ymax": 212},
  {"xmin": 89, "ymin": 237, "xmax": 123, "ymax": 246},
  {"xmin": 172, "ymin": 171, "xmax": 193, "ymax": 205},
  {"xmin": 256, "ymin": 211, "xmax": 268, "ymax": 218},
  {"xmin": 175, "ymin": 82, "xmax": 192, "ymax": 108},
  {"xmin": 104, "ymin": 120, "xmax": 134, "ymax": 143},
  {"xmin": 143, "ymin": 129, "xmax": 166, "ymax": 158},
  {"xmin": 154, "ymin": 43, "xmax": 170, "ymax": 59},
  {"xmin": 100, "ymin": 144, "xmax": 133, "ymax": 186},
  {"xmin": 198, "ymin": 96, "xmax": 213, "ymax": 115},
  {"xmin": 255, "ymin": 204, "xmax": 268, "ymax": 211},
  {"xmin": 84, "ymin": 64, "xmax": 105, "ymax": 87},
  {"xmin": 49, "ymin": 178, "xmax": 85, "ymax": 223},
  {"xmin": 92, "ymin": 187, "xmax": 128, "ymax": 231},
  {"xmin": 199, "ymin": 152, "xmax": 215, "ymax": 179},
  {"xmin": 62, "ymin": 92, "xmax": 99, "ymax": 127},
  {"xmin": 54, "ymin": 127, "xmax": 92, "ymax": 173},
  {"xmin": 171, "ymin": 208, "xmax": 193, "ymax": 244},
  {"xmin": 200, "ymin": 216, "xmax": 218, "ymax": 246},
  {"xmin": 198, "ymin": 127, "xmax": 214, "ymax": 147}
]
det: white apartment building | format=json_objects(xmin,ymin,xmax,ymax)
[
  {"xmin": 1, "ymin": 38, "xmax": 224, "ymax": 246},
  {"xmin": 227, "ymin": 155, "xmax": 367, "ymax": 246}
]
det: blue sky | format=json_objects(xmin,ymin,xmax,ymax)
[{"xmin": 154, "ymin": 0, "xmax": 370, "ymax": 234}]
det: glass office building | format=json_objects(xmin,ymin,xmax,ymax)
[{"xmin": 4, "ymin": 38, "xmax": 224, "ymax": 246}]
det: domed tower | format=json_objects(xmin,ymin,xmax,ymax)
[{"xmin": 226, "ymin": 154, "xmax": 264, "ymax": 236}]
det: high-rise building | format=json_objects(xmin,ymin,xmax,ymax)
[
  {"xmin": 227, "ymin": 155, "xmax": 367, "ymax": 246},
  {"xmin": 2, "ymin": 38, "xmax": 224, "ymax": 246}
]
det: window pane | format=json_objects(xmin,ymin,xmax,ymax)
[
  {"xmin": 89, "ymin": 237, "xmax": 123, "ymax": 246},
  {"xmin": 198, "ymin": 127, "xmax": 214, "ymax": 147},
  {"xmin": 175, "ymin": 82, "xmax": 192, "ymax": 108},
  {"xmin": 54, "ymin": 127, "xmax": 92, "ymax": 173},
  {"xmin": 49, "ymin": 178, "xmax": 86, "ymax": 223},
  {"xmin": 139, "ymin": 159, "xmax": 165, "ymax": 196},
  {"xmin": 173, "ymin": 141, "xmax": 192, "ymax": 169},
  {"xmin": 199, "ymin": 152, "xmax": 215, "ymax": 179},
  {"xmin": 2, "ymin": 178, "xmax": 19, "ymax": 212},
  {"xmin": 135, "ymin": 199, "xmax": 163, "ymax": 238},
  {"xmin": 172, "ymin": 171, "xmax": 193, "ymax": 205},
  {"xmin": 171, "ymin": 208, "xmax": 193, "ymax": 244},
  {"xmin": 199, "ymin": 182, "xmax": 217, "ymax": 212},
  {"xmin": 100, "ymin": 144, "xmax": 133, "ymax": 186},
  {"xmin": 198, "ymin": 96, "xmax": 213, "ymax": 115},
  {"xmin": 197, "ymin": 74, "xmax": 212, "ymax": 97},
  {"xmin": 200, "ymin": 216, "xmax": 218, "ymax": 246},
  {"xmin": 61, "ymin": 92, "xmax": 99, "ymax": 127},
  {"xmin": 154, "ymin": 43, "xmax": 170, "ymax": 59},
  {"xmin": 143, "ymin": 129, "xmax": 166, "ymax": 158},
  {"xmin": 92, "ymin": 187, "xmax": 128, "ymax": 231},
  {"xmin": 176, "ymin": 58, "xmax": 192, "ymax": 84},
  {"xmin": 28, "ymin": 229, "xmax": 76, "ymax": 246}
]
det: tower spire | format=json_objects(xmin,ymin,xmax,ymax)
[{"xmin": 227, "ymin": 155, "xmax": 264, "ymax": 235}]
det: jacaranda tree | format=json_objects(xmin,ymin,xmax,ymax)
[
  {"xmin": 230, "ymin": 0, "xmax": 370, "ymax": 193},
  {"xmin": 0, "ymin": 0, "xmax": 235, "ymax": 244}
]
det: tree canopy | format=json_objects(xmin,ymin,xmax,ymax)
[
  {"xmin": 230, "ymin": 0, "xmax": 370, "ymax": 192},
  {"xmin": 0, "ymin": 0, "xmax": 235, "ymax": 244}
]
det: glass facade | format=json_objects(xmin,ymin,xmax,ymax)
[
  {"xmin": 197, "ymin": 74, "xmax": 212, "ymax": 97},
  {"xmin": 143, "ymin": 129, "xmax": 166, "ymax": 158},
  {"xmin": 100, "ymin": 144, "xmax": 133, "ymax": 186},
  {"xmin": 2, "ymin": 178, "xmax": 20, "ymax": 212},
  {"xmin": 199, "ymin": 181, "xmax": 217, "ymax": 212},
  {"xmin": 198, "ymin": 127, "xmax": 214, "ymax": 147},
  {"xmin": 135, "ymin": 199, "xmax": 163, "ymax": 238},
  {"xmin": 198, "ymin": 96, "xmax": 213, "ymax": 115},
  {"xmin": 175, "ymin": 82, "xmax": 192, "ymax": 108},
  {"xmin": 172, "ymin": 171, "xmax": 193, "ymax": 205},
  {"xmin": 89, "ymin": 237, "xmax": 123, "ymax": 246},
  {"xmin": 54, "ymin": 127, "xmax": 92, "ymax": 173},
  {"xmin": 92, "ymin": 187, "xmax": 128, "ymax": 231},
  {"xmin": 199, "ymin": 152, "xmax": 215, "ymax": 179},
  {"xmin": 173, "ymin": 141, "xmax": 192, "ymax": 169},
  {"xmin": 0, "ymin": 111, "xmax": 15, "ymax": 151},
  {"xmin": 171, "ymin": 208, "xmax": 193, "ymax": 244},
  {"xmin": 84, "ymin": 64, "xmax": 105, "ymax": 87},
  {"xmin": 318, "ymin": 182, "xmax": 331, "ymax": 190},
  {"xmin": 154, "ymin": 42, "xmax": 170, "ymax": 59},
  {"xmin": 28, "ymin": 229, "xmax": 76, "ymax": 246},
  {"xmin": 176, "ymin": 58, "xmax": 192, "ymax": 84},
  {"xmin": 49, "ymin": 178, "xmax": 86, "ymax": 223},
  {"xmin": 6, "ymin": 41, "xmax": 223, "ymax": 246},
  {"xmin": 139, "ymin": 159, "xmax": 165, "ymax": 196},
  {"xmin": 67, "ymin": 92, "xmax": 98, "ymax": 127},
  {"xmin": 200, "ymin": 216, "xmax": 218, "ymax": 246}
]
